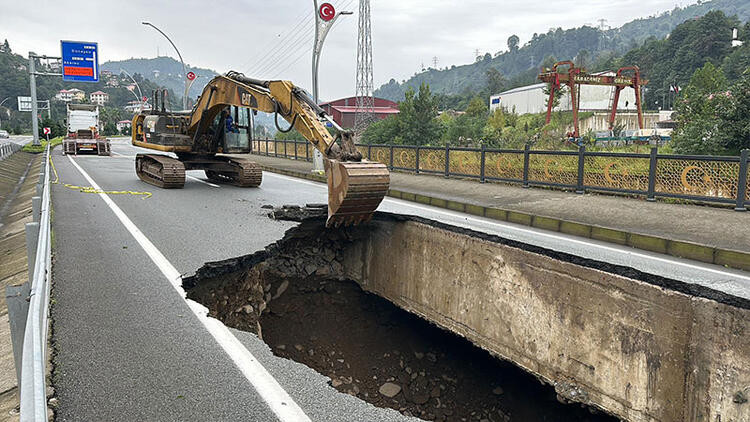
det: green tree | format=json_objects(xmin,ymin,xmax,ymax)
[
  {"xmin": 507, "ymin": 35, "xmax": 520, "ymax": 52},
  {"xmin": 398, "ymin": 83, "xmax": 441, "ymax": 145},
  {"xmin": 485, "ymin": 68, "xmax": 506, "ymax": 96},
  {"xmin": 671, "ymin": 62, "xmax": 729, "ymax": 154}
]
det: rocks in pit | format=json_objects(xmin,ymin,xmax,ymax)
[
  {"xmin": 268, "ymin": 204, "xmax": 326, "ymax": 222},
  {"xmin": 379, "ymin": 382, "xmax": 402, "ymax": 398}
]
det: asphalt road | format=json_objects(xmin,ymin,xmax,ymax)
[
  {"xmin": 6, "ymin": 135, "xmax": 33, "ymax": 146},
  {"xmin": 50, "ymin": 138, "xmax": 750, "ymax": 421}
]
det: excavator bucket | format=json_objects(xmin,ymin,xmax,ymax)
[{"xmin": 325, "ymin": 159, "xmax": 390, "ymax": 227}]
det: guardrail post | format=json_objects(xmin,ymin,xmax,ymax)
[
  {"xmin": 367, "ymin": 145, "xmax": 372, "ymax": 160},
  {"xmin": 415, "ymin": 146, "xmax": 420, "ymax": 174},
  {"xmin": 31, "ymin": 197, "xmax": 41, "ymax": 223},
  {"xmin": 6, "ymin": 282, "xmax": 30, "ymax": 385},
  {"xmin": 522, "ymin": 143, "xmax": 530, "ymax": 188},
  {"xmin": 576, "ymin": 146, "xmax": 586, "ymax": 194},
  {"xmin": 283, "ymin": 140, "xmax": 287, "ymax": 158},
  {"xmin": 445, "ymin": 144, "xmax": 450, "ymax": 178},
  {"xmin": 25, "ymin": 222, "xmax": 39, "ymax": 283},
  {"xmin": 735, "ymin": 149, "xmax": 749, "ymax": 211},
  {"xmin": 265, "ymin": 139, "xmax": 269, "ymax": 156},
  {"xmin": 389, "ymin": 145, "xmax": 394, "ymax": 170},
  {"xmin": 647, "ymin": 147, "xmax": 658, "ymax": 202},
  {"xmin": 480, "ymin": 143, "xmax": 486, "ymax": 183},
  {"xmin": 294, "ymin": 141, "xmax": 298, "ymax": 160}
]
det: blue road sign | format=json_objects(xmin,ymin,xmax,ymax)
[{"xmin": 61, "ymin": 41, "xmax": 99, "ymax": 82}]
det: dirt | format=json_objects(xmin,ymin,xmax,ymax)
[{"xmin": 185, "ymin": 215, "xmax": 619, "ymax": 421}]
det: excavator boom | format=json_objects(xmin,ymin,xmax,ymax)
[{"xmin": 133, "ymin": 71, "xmax": 389, "ymax": 226}]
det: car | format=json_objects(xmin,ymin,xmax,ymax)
[{"xmin": 0, "ymin": 130, "xmax": 9, "ymax": 139}]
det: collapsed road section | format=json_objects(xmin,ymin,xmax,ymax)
[{"xmin": 185, "ymin": 211, "xmax": 750, "ymax": 422}]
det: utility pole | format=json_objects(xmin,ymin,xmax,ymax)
[
  {"xmin": 312, "ymin": 0, "xmax": 352, "ymax": 173},
  {"xmin": 474, "ymin": 49, "xmax": 480, "ymax": 61},
  {"xmin": 29, "ymin": 55, "xmax": 39, "ymax": 145},
  {"xmin": 432, "ymin": 56, "xmax": 439, "ymax": 68},
  {"xmin": 354, "ymin": 0, "xmax": 375, "ymax": 135}
]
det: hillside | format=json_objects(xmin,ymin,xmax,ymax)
[
  {"xmin": 101, "ymin": 56, "xmax": 218, "ymax": 101},
  {"xmin": 375, "ymin": 0, "xmax": 750, "ymax": 102}
]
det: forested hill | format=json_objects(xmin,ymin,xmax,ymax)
[
  {"xmin": 101, "ymin": 56, "xmax": 218, "ymax": 100},
  {"xmin": 375, "ymin": 0, "xmax": 750, "ymax": 102}
]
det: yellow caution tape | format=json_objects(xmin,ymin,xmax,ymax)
[{"xmin": 49, "ymin": 155, "xmax": 152, "ymax": 199}]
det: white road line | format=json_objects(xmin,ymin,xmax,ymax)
[
  {"xmin": 187, "ymin": 175, "xmax": 221, "ymax": 188},
  {"xmin": 263, "ymin": 171, "xmax": 750, "ymax": 282},
  {"xmin": 66, "ymin": 156, "xmax": 312, "ymax": 422}
]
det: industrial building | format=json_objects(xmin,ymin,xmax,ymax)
[
  {"xmin": 490, "ymin": 75, "xmax": 638, "ymax": 115},
  {"xmin": 319, "ymin": 97, "xmax": 399, "ymax": 129}
]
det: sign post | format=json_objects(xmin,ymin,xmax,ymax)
[{"xmin": 43, "ymin": 127, "xmax": 50, "ymax": 144}]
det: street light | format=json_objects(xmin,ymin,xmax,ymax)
[
  {"xmin": 311, "ymin": 1, "xmax": 352, "ymax": 173},
  {"xmin": 142, "ymin": 21, "xmax": 188, "ymax": 110},
  {"xmin": 120, "ymin": 68, "xmax": 144, "ymax": 101},
  {"xmin": 0, "ymin": 97, "xmax": 10, "ymax": 130}
]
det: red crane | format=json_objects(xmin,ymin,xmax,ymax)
[{"xmin": 538, "ymin": 61, "xmax": 647, "ymax": 138}]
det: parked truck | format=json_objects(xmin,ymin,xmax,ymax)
[{"xmin": 62, "ymin": 104, "xmax": 110, "ymax": 156}]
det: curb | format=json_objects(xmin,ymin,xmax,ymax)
[{"xmin": 258, "ymin": 164, "xmax": 750, "ymax": 272}]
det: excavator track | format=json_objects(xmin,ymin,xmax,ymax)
[
  {"xmin": 204, "ymin": 156, "xmax": 262, "ymax": 187},
  {"xmin": 135, "ymin": 154, "xmax": 186, "ymax": 189},
  {"xmin": 326, "ymin": 160, "xmax": 390, "ymax": 227}
]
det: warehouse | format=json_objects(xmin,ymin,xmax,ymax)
[{"xmin": 490, "ymin": 74, "xmax": 638, "ymax": 115}]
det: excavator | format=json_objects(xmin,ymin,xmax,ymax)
[{"xmin": 131, "ymin": 71, "xmax": 389, "ymax": 227}]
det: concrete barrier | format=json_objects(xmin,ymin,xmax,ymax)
[{"xmin": 341, "ymin": 217, "xmax": 750, "ymax": 422}]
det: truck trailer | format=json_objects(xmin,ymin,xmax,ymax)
[{"xmin": 62, "ymin": 104, "xmax": 110, "ymax": 156}]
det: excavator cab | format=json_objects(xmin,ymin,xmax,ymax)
[{"xmin": 223, "ymin": 106, "xmax": 253, "ymax": 154}]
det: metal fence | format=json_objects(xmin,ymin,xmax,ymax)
[
  {"xmin": 251, "ymin": 139, "xmax": 750, "ymax": 210},
  {"xmin": 0, "ymin": 142, "xmax": 22, "ymax": 160},
  {"xmin": 6, "ymin": 143, "xmax": 52, "ymax": 421}
]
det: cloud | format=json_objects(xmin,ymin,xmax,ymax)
[{"xmin": 1, "ymin": 0, "xmax": 683, "ymax": 99}]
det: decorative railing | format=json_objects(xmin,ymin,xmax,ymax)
[{"xmin": 251, "ymin": 140, "xmax": 750, "ymax": 210}]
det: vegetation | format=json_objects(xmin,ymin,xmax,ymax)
[
  {"xmin": 22, "ymin": 136, "xmax": 63, "ymax": 153},
  {"xmin": 0, "ymin": 40, "xmax": 176, "ymax": 135},
  {"xmin": 671, "ymin": 63, "xmax": 750, "ymax": 154},
  {"xmin": 375, "ymin": 0, "xmax": 750, "ymax": 102}
]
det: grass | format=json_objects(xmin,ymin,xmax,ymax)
[{"xmin": 23, "ymin": 136, "xmax": 63, "ymax": 153}]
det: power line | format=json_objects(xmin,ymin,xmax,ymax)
[
  {"xmin": 250, "ymin": 16, "xmax": 315, "ymax": 76},
  {"xmin": 241, "ymin": 8, "xmax": 312, "ymax": 74},
  {"xmin": 257, "ymin": 0, "xmax": 355, "ymax": 80}
]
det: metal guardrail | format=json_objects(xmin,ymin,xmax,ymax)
[
  {"xmin": 252, "ymin": 139, "xmax": 750, "ymax": 210},
  {"xmin": 0, "ymin": 142, "xmax": 22, "ymax": 160},
  {"xmin": 6, "ymin": 142, "xmax": 52, "ymax": 421}
]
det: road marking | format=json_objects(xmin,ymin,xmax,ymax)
[
  {"xmin": 187, "ymin": 175, "xmax": 220, "ymax": 188},
  {"xmin": 263, "ymin": 171, "xmax": 750, "ymax": 282},
  {"xmin": 66, "ymin": 156, "xmax": 312, "ymax": 422}
]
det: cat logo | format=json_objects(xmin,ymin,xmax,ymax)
[{"xmin": 238, "ymin": 87, "xmax": 258, "ymax": 108}]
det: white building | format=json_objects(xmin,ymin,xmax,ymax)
[
  {"xmin": 90, "ymin": 91, "xmax": 109, "ymax": 105},
  {"xmin": 55, "ymin": 88, "xmax": 86, "ymax": 102},
  {"xmin": 490, "ymin": 77, "xmax": 639, "ymax": 115},
  {"xmin": 116, "ymin": 119, "xmax": 132, "ymax": 133},
  {"xmin": 125, "ymin": 100, "xmax": 151, "ymax": 113}
]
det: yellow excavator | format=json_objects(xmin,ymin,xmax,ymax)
[{"xmin": 131, "ymin": 71, "xmax": 389, "ymax": 226}]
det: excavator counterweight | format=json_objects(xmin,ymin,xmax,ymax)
[{"xmin": 131, "ymin": 71, "xmax": 389, "ymax": 226}]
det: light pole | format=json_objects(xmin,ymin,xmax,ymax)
[
  {"xmin": 311, "ymin": 1, "xmax": 352, "ymax": 173},
  {"xmin": 0, "ymin": 97, "xmax": 10, "ymax": 130},
  {"xmin": 142, "ymin": 21, "xmax": 188, "ymax": 110}
]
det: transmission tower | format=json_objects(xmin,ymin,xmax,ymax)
[{"xmin": 354, "ymin": 0, "xmax": 375, "ymax": 134}]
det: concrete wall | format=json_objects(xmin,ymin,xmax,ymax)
[{"xmin": 342, "ymin": 219, "xmax": 750, "ymax": 422}]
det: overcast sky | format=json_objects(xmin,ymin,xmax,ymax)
[{"xmin": 2, "ymin": 0, "xmax": 689, "ymax": 99}]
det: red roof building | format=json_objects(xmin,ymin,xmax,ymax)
[{"xmin": 319, "ymin": 97, "xmax": 399, "ymax": 128}]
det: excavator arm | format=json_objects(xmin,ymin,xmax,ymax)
[{"xmin": 189, "ymin": 72, "xmax": 389, "ymax": 226}]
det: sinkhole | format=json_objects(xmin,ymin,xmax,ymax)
[{"xmin": 184, "ymin": 210, "xmax": 626, "ymax": 421}]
